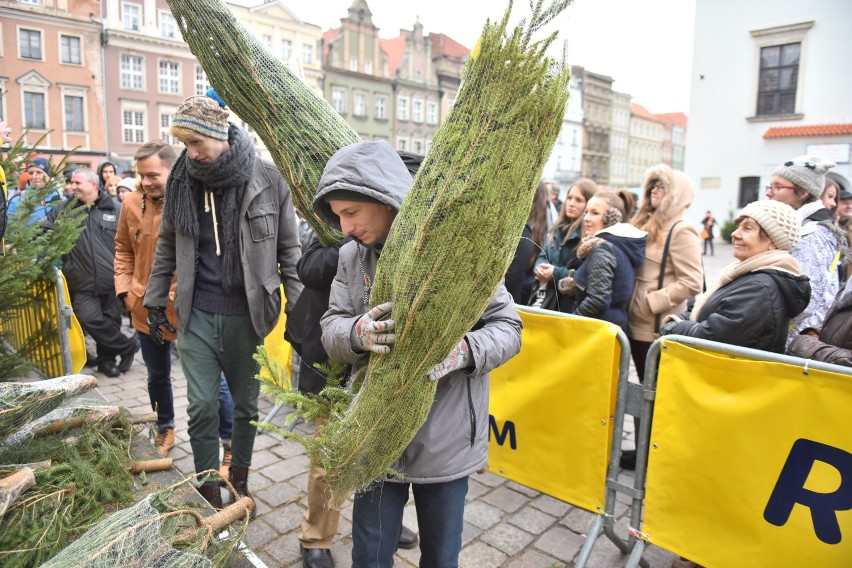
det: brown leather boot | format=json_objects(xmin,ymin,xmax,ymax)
[
  {"xmin": 196, "ymin": 482, "xmax": 223, "ymax": 509},
  {"xmin": 154, "ymin": 428, "xmax": 175, "ymax": 457},
  {"xmin": 218, "ymin": 442, "xmax": 232, "ymax": 483},
  {"xmin": 228, "ymin": 466, "xmax": 255, "ymax": 518}
]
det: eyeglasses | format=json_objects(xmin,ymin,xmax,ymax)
[
  {"xmin": 765, "ymin": 184, "xmax": 797, "ymax": 193},
  {"xmin": 650, "ymin": 183, "xmax": 666, "ymax": 193}
]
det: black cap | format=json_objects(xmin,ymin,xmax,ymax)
[{"xmin": 839, "ymin": 189, "xmax": 852, "ymax": 201}]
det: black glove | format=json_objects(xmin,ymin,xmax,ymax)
[
  {"xmin": 117, "ymin": 292, "xmax": 127, "ymax": 304},
  {"xmin": 147, "ymin": 306, "xmax": 175, "ymax": 346}
]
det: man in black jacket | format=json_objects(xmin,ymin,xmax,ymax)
[{"xmin": 44, "ymin": 168, "xmax": 138, "ymax": 377}]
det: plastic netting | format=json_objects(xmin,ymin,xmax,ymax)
[
  {"xmin": 315, "ymin": 0, "xmax": 573, "ymax": 506},
  {"xmin": 167, "ymin": 0, "xmax": 359, "ymax": 247},
  {"xmin": 41, "ymin": 493, "xmax": 234, "ymax": 568},
  {"xmin": 0, "ymin": 375, "xmax": 97, "ymax": 440}
]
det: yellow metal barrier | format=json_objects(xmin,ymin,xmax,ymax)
[
  {"xmin": 0, "ymin": 270, "xmax": 85, "ymax": 377},
  {"xmin": 489, "ymin": 307, "xmax": 623, "ymax": 513},
  {"xmin": 642, "ymin": 339, "xmax": 852, "ymax": 568}
]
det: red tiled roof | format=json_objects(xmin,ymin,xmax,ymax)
[
  {"xmin": 429, "ymin": 32, "xmax": 470, "ymax": 59},
  {"xmin": 630, "ymin": 103, "xmax": 663, "ymax": 123},
  {"xmin": 380, "ymin": 36, "xmax": 407, "ymax": 76},
  {"xmin": 764, "ymin": 123, "xmax": 852, "ymax": 139},
  {"xmin": 653, "ymin": 112, "xmax": 688, "ymax": 128}
]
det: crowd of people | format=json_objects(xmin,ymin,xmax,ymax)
[{"xmin": 4, "ymin": 98, "xmax": 852, "ymax": 567}]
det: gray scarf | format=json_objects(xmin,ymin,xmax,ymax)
[{"xmin": 162, "ymin": 124, "xmax": 255, "ymax": 292}]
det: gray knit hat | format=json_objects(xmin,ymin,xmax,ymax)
[
  {"xmin": 771, "ymin": 155, "xmax": 836, "ymax": 198},
  {"xmin": 738, "ymin": 200, "xmax": 801, "ymax": 251},
  {"xmin": 171, "ymin": 96, "xmax": 229, "ymax": 140}
]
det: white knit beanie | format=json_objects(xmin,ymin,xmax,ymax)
[
  {"xmin": 771, "ymin": 155, "xmax": 836, "ymax": 198},
  {"xmin": 738, "ymin": 200, "xmax": 801, "ymax": 251}
]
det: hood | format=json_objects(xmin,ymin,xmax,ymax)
[
  {"xmin": 639, "ymin": 164, "xmax": 695, "ymax": 221},
  {"xmin": 597, "ymin": 222, "xmax": 648, "ymax": 268},
  {"xmin": 760, "ymin": 269, "xmax": 811, "ymax": 319},
  {"xmin": 313, "ymin": 140, "xmax": 412, "ymax": 228}
]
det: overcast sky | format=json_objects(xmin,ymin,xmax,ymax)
[{"xmin": 237, "ymin": 0, "xmax": 697, "ymax": 114}]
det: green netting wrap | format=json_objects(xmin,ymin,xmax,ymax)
[
  {"xmin": 316, "ymin": 0, "xmax": 572, "ymax": 506},
  {"xmin": 166, "ymin": 0, "xmax": 359, "ymax": 246}
]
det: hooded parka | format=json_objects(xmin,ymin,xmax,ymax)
[
  {"xmin": 316, "ymin": 141, "xmax": 523, "ymax": 484},
  {"xmin": 628, "ymin": 164, "xmax": 704, "ymax": 341}
]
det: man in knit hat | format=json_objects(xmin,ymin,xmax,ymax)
[
  {"xmin": 766, "ymin": 155, "xmax": 844, "ymax": 344},
  {"xmin": 144, "ymin": 95, "xmax": 303, "ymax": 508}
]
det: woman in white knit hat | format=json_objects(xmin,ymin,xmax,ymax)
[
  {"xmin": 660, "ymin": 200, "xmax": 811, "ymax": 354},
  {"xmin": 765, "ymin": 155, "xmax": 843, "ymax": 344}
]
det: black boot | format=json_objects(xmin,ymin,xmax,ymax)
[
  {"xmin": 229, "ymin": 466, "xmax": 256, "ymax": 517},
  {"xmin": 197, "ymin": 482, "xmax": 223, "ymax": 509}
]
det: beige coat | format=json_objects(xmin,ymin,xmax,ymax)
[{"xmin": 628, "ymin": 164, "xmax": 704, "ymax": 342}]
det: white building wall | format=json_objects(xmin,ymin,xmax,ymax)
[
  {"xmin": 685, "ymin": 0, "xmax": 852, "ymax": 227},
  {"xmin": 542, "ymin": 77, "xmax": 584, "ymax": 187}
]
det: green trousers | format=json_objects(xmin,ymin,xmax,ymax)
[{"xmin": 179, "ymin": 308, "xmax": 261, "ymax": 473}]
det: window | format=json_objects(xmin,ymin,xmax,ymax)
[
  {"xmin": 281, "ymin": 39, "xmax": 292, "ymax": 61},
  {"xmin": 412, "ymin": 98, "xmax": 423, "ymax": 123},
  {"xmin": 122, "ymin": 3, "xmax": 141, "ymax": 31},
  {"xmin": 24, "ymin": 92, "xmax": 46, "ymax": 129},
  {"xmin": 261, "ymin": 35, "xmax": 272, "ymax": 49},
  {"xmin": 397, "ymin": 96, "xmax": 409, "ymax": 121},
  {"xmin": 756, "ymin": 43, "xmax": 800, "ymax": 116},
  {"xmin": 159, "ymin": 111, "xmax": 179, "ymax": 145},
  {"xmin": 412, "ymin": 139, "xmax": 423, "ymax": 154},
  {"xmin": 397, "ymin": 137, "xmax": 408, "ymax": 151},
  {"xmin": 303, "ymin": 45, "xmax": 313, "ymax": 65},
  {"xmin": 332, "ymin": 88, "xmax": 346, "ymax": 114},
  {"xmin": 364, "ymin": 60, "xmax": 373, "ymax": 75},
  {"xmin": 426, "ymin": 101, "xmax": 438, "ymax": 125},
  {"xmin": 375, "ymin": 95, "xmax": 387, "ymax": 119},
  {"xmin": 354, "ymin": 92, "xmax": 367, "ymax": 117},
  {"xmin": 194, "ymin": 65, "xmax": 210, "ymax": 96},
  {"xmin": 20, "ymin": 0, "xmax": 41, "ymax": 4},
  {"xmin": 122, "ymin": 109, "xmax": 145, "ymax": 144},
  {"xmin": 60, "ymin": 35, "xmax": 82, "ymax": 64},
  {"xmin": 158, "ymin": 60, "xmax": 180, "ymax": 94},
  {"xmin": 160, "ymin": 11, "xmax": 176, "ymax": 39},
  {"xmin": 415, "ymin": 70, "xmax": 422, "ymax": 82},
  {"xmin": 349, "ymin": 57, "xmax": 358, "ymax": 72},
  {"xmin": 738, "ymin": 177, "xmax": 760, "ymax": 208},
  {"xmin": 120, "ymin": 54, "xmax": 144, "ymax": 90},
  {"xmin": 64, "ymin": 95, "xmax": 84, "ymax": 131},
  {"xmin": 19, "ymin": 29, "xmax": 42, "ymax": 60}
]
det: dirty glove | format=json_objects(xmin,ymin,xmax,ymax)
[
  {"xmin": 147, "ymin": 307, "xmax": 175, "ymax": 346},
  {"xmin": 427, "ymin": 339, "xmax": 472, "ymax": 381},
  {"xmin": 350, "ymin": 302, "xmax": 396, "ymax": 354}
]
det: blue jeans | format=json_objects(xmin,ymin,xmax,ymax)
[
  {"xmin": 138, "ymin": 332, "xmax": 174, "ymax": 431},
  {"xmin": 352, "ymin": 477, "xmax": 468, "ymax": 568},
  {"xmin": 217, "ymin": 373, "xmax": 234, "ymax": 443}
]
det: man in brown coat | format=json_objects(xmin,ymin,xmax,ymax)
[{"xmin": 114, "ymin": 141, "xmax": 180, "ymax": 455}]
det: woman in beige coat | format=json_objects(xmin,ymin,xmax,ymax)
[{"xmin": 628, "ymin": 164, "xmax": 704, "ymax": 374}]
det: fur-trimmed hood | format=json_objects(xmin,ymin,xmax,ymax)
[{"xmin": 638, "ymin": 164, "xmax": 695, "ymax": 222}]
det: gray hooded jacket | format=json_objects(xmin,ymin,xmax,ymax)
[{"xmin": 316, "ymin": 141, "xmax": 522, "ymax": 483}]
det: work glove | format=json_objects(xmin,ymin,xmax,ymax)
[
  {"xmin": 147, "ymin": 306, "xmax": 175, "ymax": 346},
  {"xmin": 427, "ymin": 338, "xmax": 472, "ymax": 381},
  {"xmin": 350, "ymin": 302, "xmax": 396, "ymax": 354}
]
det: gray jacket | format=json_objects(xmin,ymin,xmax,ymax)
[
  {"xmin": 145, "ymin": 157, "xmax": 302, "ymax": 338},
  {"xmin": 316, "ymin": 140, "xmax": 522, "ymax": 483}
]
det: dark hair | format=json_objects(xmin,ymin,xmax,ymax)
[
  {"xmin": 527, "ymin": 183, "xmax": 550, "ymax": 268},
  {"xmin": 134, "ymin": 140, "xmax": 178, "ymax": 169},
  {"xmin": 550, "ymin": 177, "xmax": 598, "ymax": 243}
]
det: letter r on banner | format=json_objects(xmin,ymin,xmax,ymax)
[{"xmin": 764, "ymin": 438, "xmax": 852, "ymax": 545}]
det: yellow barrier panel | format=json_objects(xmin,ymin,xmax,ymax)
[
  {"xmin": 643, "ymin": 340, "xmax": 852, "ymax": 567},
  {"xmin": 58, "ymin": 271, "xmax": 86, "ymax": 375},
  {"xmin": 489, "ymin": 308, "xmax": 621, "ymax": 513},
  {"xmin": 260, "ymin": 285, "xmax": 292, "ymax": 382}
]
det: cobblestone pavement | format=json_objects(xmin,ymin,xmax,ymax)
[{"xmin": 92, "ymin": 243, "xmax": 735, "ymax": 567}]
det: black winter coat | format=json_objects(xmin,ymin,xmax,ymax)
[
  {"xmin": 788, "ymin": 286, "xmax": 852, "ymax": 366},
  {"xmin": 662, "ymin": 269, "xmax": 811, "ymax": 354},
  {"xmin": 285, "ymin": 234, "xmax": 351, "ymax": 394},
  {"xmin": 44, "ymin": 190, "xmax": 121, "ymax": 296},
  {"xmin": 505, "ymin": 224, "xmax": 535, "ymax": 305}
]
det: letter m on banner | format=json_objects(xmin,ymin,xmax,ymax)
[
  {"xmin": 764, "ymin": 439, "xmax": 852, "ymax": 545},
  {"xmin": 489, "ymin": 415, "xmax": 517, "ymax": 449}
]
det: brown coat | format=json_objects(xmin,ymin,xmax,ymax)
[
  {"xmin": 628, "ymin": 164, "xmax": 704, "ymax": 342},
  {"xmin": 114, "ymin": 190, "xmax": 177, "ymax": 340}
]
